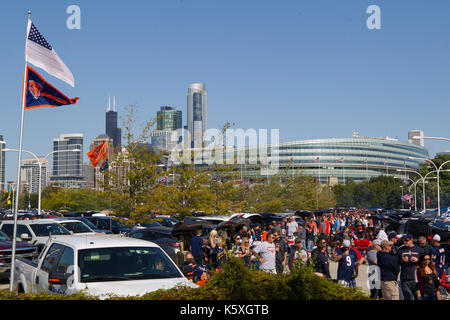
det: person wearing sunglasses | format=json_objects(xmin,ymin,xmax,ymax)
[
  {"xmin": 238, "ymin": 237, "xmax": 252, "ymax": 267},
  {"xmin": 253, "ymin": 232, "xmax": 277, "ymax": 274},
  {"xmin": 415, "ymin": 253, "xmax": 441, "ymax": 300}
]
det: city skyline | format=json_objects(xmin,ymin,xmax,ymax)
[{"xmin": 1, "ymin": 1, "xmax": 450, "ymax": 182}]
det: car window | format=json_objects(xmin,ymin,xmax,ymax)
[
  {"xmin": 30, "ymin": 223, "xmax": 70, "ymax": 236},
  {"xmin": 406, "ymin": 221, "xmax": 429, "ymax": 237},
  {"xmin": 0, "ymin": 224, "xmax": 32, "ymax": 238},
  {"xmin": 97, "ymin": 219, "xmax": 110, "ymax": 229},
  {"xmin": 42, "ymin": 244, "xmax": 64, "ymax": 272},
  {"xmin": 55, "ymin": 246, "xmax": 75, "ymax": 274},
  {"xmin": 144, "ymin": 231, "xmax": 156, "ymax": 240},
  {"xmin": 1, "ymin": 224, "xmax": 14, "ymax": 237},
  {"xmin": 78, "ymin": 247, "xmax": 182, "ymax": 282},
  {"xmin": 78, "ymin": 219, "xmax": 97, "ymax": 230},
  {"xmin": 130, "ymin": 232, "xmax": 144, "ymax": 239},
  {"xmin": 60, "ymin": 222, "xmax": 92, "ymax": 233},
  {"xmin": 0, "ymin": 231, "xmax": 10, "ymax": 241}
]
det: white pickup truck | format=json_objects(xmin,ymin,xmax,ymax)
[{"xmin": 12, "ymin": 234, "xmax": 198, "ymax": 297}]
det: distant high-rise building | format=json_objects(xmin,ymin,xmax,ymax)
[
  {"xmin": 157, "ymin": 106, "xmax": 182, "ymax": 131},
  {"xmin": 20, "ymin": 158, "xmax": 49, "ymax": 194},
  {"xmin": 151, "ymin": 130, "xmax": 178, "ymax": 153},
  {"xmin": 106, "ymin": 96, "xmax": 122, "ymax": 150},
  {"xmin": 50, "ymin": 133, "xmax": 84, "ymax": 189},
  {"xmin": 0, "ymin": 135, "xmax": 5, "ymax": 191},
  {"xmin": 187, "ymin": 83, "xmax": 207, "ymax": 148}
]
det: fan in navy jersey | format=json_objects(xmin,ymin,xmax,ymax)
[
  {"xmin": 334, "ymin": 239, "xmax": 358, "ymax": 287},
  {"xmin": 430, "ymin": 234, "xmax": 446, "ymax": 279}
]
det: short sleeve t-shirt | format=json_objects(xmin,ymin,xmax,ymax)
[
  {"xmin": 254, "ymin": 241, "xmax": 276, "ymax": 270},
  {"xmin": 430, "ymin": 245, "xmax": 446, "ymax": 277},
  {"xmin": 336, "ymin": 248, "xmax": 357, "ymax": 281},
  {"xmin": 286, "ymin": 221, "xmax": 298, "ymax": 237}
]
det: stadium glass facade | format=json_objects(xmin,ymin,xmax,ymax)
[{"xmin": 201, "ymin": 135, "xmax": 430, "ymax": 184}]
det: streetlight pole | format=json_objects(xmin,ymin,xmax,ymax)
[
  {"xmin": 400, "ymin": 186, "xmax": 404, "ymax": 209},
  {"xmin": 4, "ymin": 148, "xmax": 80, "ymax": 214},
  {"xmin": 396, "ymin": 169, "xmax": 425, "ymax": 212},
  {"xmin": 408, "ymin": 157, "xmax": 443, "ymax": 216},
  {"xmin": 406, "ymin": 177, "xmax": 418, "ymax": 211},
  {"xmin": 413, "ymin": 136, "xmax": 450, "ymax": 142}
]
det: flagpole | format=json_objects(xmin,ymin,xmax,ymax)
[{"xmin": 10, "ymin": 11, "xmax": 31, "ymax": 293}]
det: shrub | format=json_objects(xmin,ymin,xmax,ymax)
[{"xmin": 0, "ymin": 257, "xmax": 369, "ymax": 300}]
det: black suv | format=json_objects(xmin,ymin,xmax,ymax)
[
  {"xmin": 128, "ymin": 226, "xmax": 182, "ymax": 265},
  {"xmin": 83, "ymin": 216, "xmax": 131, "ymax": 235}
]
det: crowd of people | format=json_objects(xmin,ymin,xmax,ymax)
[{"xmin": 183, "ymin": 210, "xmax": 450, "ymax": 300}]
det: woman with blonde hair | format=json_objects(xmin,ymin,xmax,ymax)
[
  {"xmin": 207, "ymin": 229, "xmax": 218, "ymax": 269},
  {"xmin": 415, "ymin": 253, "xmax": 441, "ymax": 300},
  {"xmin": 238, "ymin": 237, "xmax": 252, "ymax": 267}
]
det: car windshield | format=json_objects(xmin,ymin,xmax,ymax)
[
  {"xmin": 141, "ymin": 221, "xmax": 163, "ymax": 227},
  {"xmin": 0, "ymin": 231, "xmax": 10, "ymax": 241},
  {"xmin": 60, "ymin": 221, "xmax": 93, "ymax": 233},
  {"xmin": 78, "ymin": 247, "xmax": 182, "ymax": 283},
  {"xmin": 111, "ymin": 219, "xmax": 127, "ymax": 228},
  {"xmin": 30, "ymin": 223, "xmax": 71, "ymax": 236},
  {"xmin": 160, "ymin": 218, "xmax": 179, "ymax": 227},
  {"xmin": 78, "ymin": 219, "xmax": 98, "ymax": 230}
]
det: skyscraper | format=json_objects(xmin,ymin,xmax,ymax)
[
  {"xmin": 106, "ymin": 96, "xmax": 122, "ymax": 150},
  {"xmin": 187, "ymin": 83, "xmax": 207, "ymax": 148},
  {"xmin": 20, "ymin": 158, "xmax": 49, "ymax": 194},
  {"xmin": 50, "ymin": 133, "xmax": 84, "ymax": 188},
  {"xmin": 157, "ymin": 106, "xmax": 182, "ymax": 131},
  {"xmin": 0, "ymin": 135, "xmax": 5, "ymax": 191}
]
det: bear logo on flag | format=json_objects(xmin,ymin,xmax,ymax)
[{"xmin": 29, "ymin": 80, "xmax": 43, "ymax": 99}]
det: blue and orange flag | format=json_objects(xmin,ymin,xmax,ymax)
[
  {"xmin": 25, "ymin": 66, "xmax": 79, "ymax": 110},
  {"xmin": 87, "ymin": 141, "xmax": 108, "ymax": 168}
]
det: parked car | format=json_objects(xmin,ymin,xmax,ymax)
[
  {"xmin": 0, "ymin": 219, "xmax": 72, "ymax": 252},
  {"xmin": 51, "ymin": 219, "xmax": 97, "ymax": 235},
  {"xmin": 59, "ymin": 217, "xmax": 113, "ymax": 234},
  {"xmin": 0, "ymin": 230, "xmax": 38, "ymax": 278},
  {"xmin": 12, "ymin": 234, "xmax": 197, "ymax": 297},
  {"xmin": 128, "ymin": 227, "xmax": 182, "ymax": 266},
  {"xmin": 83, "ymin": 216, "xmax": 131, "ymax": 235}
]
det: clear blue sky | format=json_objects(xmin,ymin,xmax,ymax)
[{"xmin": 1, "ymin": 0, "xmax": 450, "ymax": 181}]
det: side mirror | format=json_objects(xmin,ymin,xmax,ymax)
[{"xmin": 20, "ymin": 233, "xmax": 31, "ymax": 241}]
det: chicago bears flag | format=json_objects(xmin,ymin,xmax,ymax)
[
  {"xmin": 25, "ymin": 21, "xmax": 75, "ymax": 87},
  {"xmin": 25, "ymin": 66, "xmax": 79, "ymax": 109},
  {"xmin": 87, "ymin": 141, "xmax": 108, "ymax": 168}
]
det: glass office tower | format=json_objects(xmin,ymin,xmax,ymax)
[
  {"xmin": 50, "ymin": 133, "xmax": 84, "ymax": 188},
  {"xmin": 187, "ymin": 83, "xmax": 207, "ymax": 148},
  {"xmin": 157, "ymin": 106, "xmax": 182, "ymax": 131}
]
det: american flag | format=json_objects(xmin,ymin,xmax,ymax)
[{"xmin": 25, "ymin": 21, "xmax": 75, "ymax": 87}]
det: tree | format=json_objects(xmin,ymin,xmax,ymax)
[
  {"xmin": 155, "ymin": 163, "xmax": 214, "ymax": 218},
  {"xmin": 100, "ymin": 105, "xmax": 165, "ymax": 224}
]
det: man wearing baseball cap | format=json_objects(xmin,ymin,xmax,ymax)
[
  {"xmin": 430, "ymin": 234, "xmax": 446, "ymax": 279},
  {"xmin": 397, "ymin": 234, "xmax": 423, "ymax": 300},
  {"xmin": 388, "ymin": 232, "xmax": 399, "ymax": 256},
  {"xmin": 377, "ymin": 240, "xmax": 400, "ymax": 300}
]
